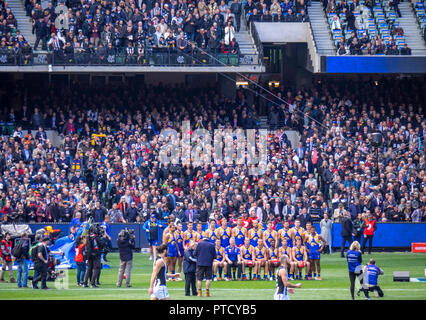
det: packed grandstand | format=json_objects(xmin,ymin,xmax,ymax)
[
  {"xmin": 0, "ymin": 77, "xmax": 424, "ymax": 225},
  {"xmin": 1, "ymin": 0, "xmax": 426, "ymax": 67}
]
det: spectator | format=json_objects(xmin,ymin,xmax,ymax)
[
  {"xmin": 320, "ymin": 213, "xmax": 333, "ymax": 254},
  {"xmin": 400, "ymin": 44, "xmax": 411, "ymax": 56},
  {"xmin": 109, "ymin": 203, "xmax": 126, "ymax": 223},
  {"xmin": 32, "ymin": 17, "xmax": 48, "ymax": 50},
  {"xmin": 341, "ymin": 212, "xmax": 355, "ymax": 258},
  {"xmin": 333, "ymin": 203, "xmax": 347, "ymax": 222}
]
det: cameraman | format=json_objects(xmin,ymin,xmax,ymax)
[
  {"xmin": 101, "ymin": 215, "xmax": 112, "ymax": 262},
  {"xmin": 31, "ymin": 236, "xmax": 63, "ymax": 289},
  {"xmin": 83, "ymin": 225, "xmax": 102, "ymax": 288},
  {"xmin": 116, "ymin": 229, "xmax": 135, "ymax": 288},
  {"xmin": 0, "ymin": 232, "xmax": 16, "ymax": 283}
]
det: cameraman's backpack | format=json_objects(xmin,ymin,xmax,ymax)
[
  {"xmin": 12, "ymin": 240, "xmax": 24, "ymax": 259},
  {"xmin": 30, "ymin": 242, "xmax": 40, "ymax": 262}
]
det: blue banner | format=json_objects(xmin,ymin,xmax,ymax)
[
  {"xmin": 328, "ymin": 223, "xmax": 426, "ymax": 247},
  {"xmin": 326, "ymin": 56, "xmax": 426, "ymax": 73},
  {"xmin": 27, "ymin": 222, "xmax": 426, "ymax": 248}
]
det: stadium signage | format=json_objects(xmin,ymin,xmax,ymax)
[{"xmin": 159, "ymin": 121, "xmax": 268, "ymax": 175}]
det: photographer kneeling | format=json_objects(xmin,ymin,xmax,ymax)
[{"xmin": 116, "ymin": 229, "xmax": 135, "ymax": 288}]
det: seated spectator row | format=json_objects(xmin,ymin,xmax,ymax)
[
  {"xmin": 244, "ymin": 0, "xmax": 310, "ymax": 23},
  {"xmin": 29, "ymin": 0, "xmax": 242, "ymax": 55}
]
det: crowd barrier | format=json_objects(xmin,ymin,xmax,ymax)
[
  {"xmin": 23, "ymin": 222, "xmax": 426, "ymax": 249},
  {"xmin": 0, "ymin": 51, "xmax": 260, "ymax": 67}
]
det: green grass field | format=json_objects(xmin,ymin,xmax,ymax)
[{"xmin": 0, "ymin": 252, "xmax": 425, "ymax": 300}]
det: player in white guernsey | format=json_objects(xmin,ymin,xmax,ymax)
[
  {"xmin": 149, "ymin": 244, "xmax": 179, "ymax": 300},
  {"xmin": 274, "ymin": 255, "xmax": 302, "ymax": 300}
]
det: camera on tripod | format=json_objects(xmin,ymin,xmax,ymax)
[{"xmin": 88, "ymin": 223, "xmax": 110, "ymax": 252}]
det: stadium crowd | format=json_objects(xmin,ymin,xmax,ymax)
[
  {"xmin": 244, "ymin": 0, "xmax": 310, "ymax": 23},
  {"xmin": 26, "ymin": 0, "xmax": 243, "ymax": 64},
  {"xmin": 0, "ymin": 77, "xmax": 424, "ymax": 228},
  {"xmin": 0, "ymin": 0, "xmax": 33, "ymax": 65}
]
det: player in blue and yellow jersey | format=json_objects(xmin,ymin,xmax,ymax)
[
  {"xmin": 263, "ymin": 221, "xmax": 277, "ymax": 248},
  {"xmin": 291, "ymin": 237, "xmax": 310, "ymax": 280},
  {"xmin": 278, "ymin": 238, "xmax": 296, "ymax": 279},
  {"xmin": 248, "ymin": 220, "xmax": 263, "ymax": 248},
  {"xmin": 277, "ymin": 220, "xmax": 293, "ymax": 248},
  {"xmin": 213, "ymin": 238, "xmax": 227, "ymax": 281},
  {"xmin": 194, "ymin": 222, "xmax": 204, "ymax": 242},
  {"xmin": 224, "ymin": 237, "xmax": 242, "ymax": 281},
  {"xmin": 306, "ymin": 226, "xmax": 326, "ymax": 280},
  {"xmin": 232, "ymin": 217, "xmax": 247, "ymax": 247},
  {"xmin": 291, "ymin": 219, "xmax": 305, "ymax": 245},
  {"xmin": 203, "ymin": 219, "xmax": 218, "ymax": 244},
  {"xmin": 303, "ymin": 222, "xmax": 312, "ymax": 245},
  {"xmin": 175, "ymin": 221, "xmax": 185, "ymax": 281},
  {"xmin": 240, "ymin": 238, "xmax": 255, "ymax": 280},
  {"xmin": 216, "ymin": 218, "xmax": 232, "ymax": 248},
  {"xmin": 162, "ymin": 223, "xmax": 179, "ymax": 280},
  {"xmin": 184, "ymin": 221, "xmax": 196, "ymax": 247},
  {"xmin": 254, "ymin": 238, "xmax": 269, "ymax": 280},
  {"xmin": 267, "ymin": 239, "xmax": 280, "ymax": 280}
]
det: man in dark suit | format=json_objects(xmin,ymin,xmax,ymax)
[
  {"xmin": 22, "ymin": 144, "xmax": 32, "ymax": 163},
  {"xmin": 32, "ymin": 17, "xmax": 48, "ymax": 50},
  {"xmin": 298, "ymin": 207, "xmax": 312, "ymax": 229},
  {"xmin": 340, "ymin": 212, "xmax": 354, "ymax": 258},
  {"xmin": 194, "ymin": 232, "xmax": 215, "ymax": 297},
  {"xmin": 230, "ymin": 0, "xmax": 242, "ymax": 32},
  {"xmin": 183, "ymin": 241, "xmax": 197, "ymax": 296},
  {"xmin": 184, "ymin": 204, "xmax": 198, "ymax": 223}
]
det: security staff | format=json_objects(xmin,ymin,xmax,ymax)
[
  {"xmin": 31, "ymin": 237, "xmax": 50, "ymax": 289},
  {"xmin": 83, "ymin": 226, "xmax": 102, "ymax": 288}
]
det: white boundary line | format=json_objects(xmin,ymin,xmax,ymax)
[{"xmin": 0, "ymin": 288, "xmax": 425, "ymax": 291}]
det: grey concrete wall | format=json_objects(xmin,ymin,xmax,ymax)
[{"xmin": 254, "ymin": 23, "xmax": 309, "ymax": 43}]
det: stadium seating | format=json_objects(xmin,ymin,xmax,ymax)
[
  {"xmin": 327, "ymin": 0, "xmax": 408, "ymax": 52},
  {"xmin": 414, "ymin": 1, "xmax": 425, "ymax": 33}
]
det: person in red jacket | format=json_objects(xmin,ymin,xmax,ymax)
[
  {"xmin": 0, "ymin": 232, "xmax": 16, "ymax": 283},
  {"xmin": 74, "ymin": 236, "xmax": 87, "ymax": 286},
  {"xmin": 362, "ymin": 212, "xmax": 377, "ymax": 255}
]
